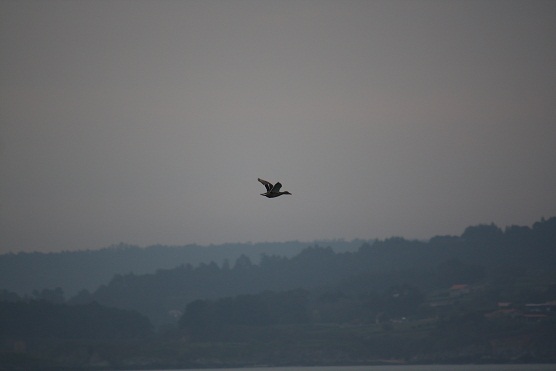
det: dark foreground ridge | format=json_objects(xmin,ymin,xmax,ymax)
[{"xmin": 1, "ymin": 217, "xmax": 555, "ymax": 369}]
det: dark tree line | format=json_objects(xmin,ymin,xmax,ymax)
[
  {"xmin": 178, "ymin": 283, "xmax": 430, "ymax": 341},
  {"xmin": 0, "ymin": 299, "xmax": 153, "ymax": 341},
  {"xmin": 180, "ymin": 289, "xmax": 310, "ymax": 340}
]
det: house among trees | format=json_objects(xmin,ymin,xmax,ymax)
[{"xmin": 523, "ymin": 300, "xmax": 556, "ymax": 321}]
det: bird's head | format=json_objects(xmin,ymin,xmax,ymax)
[{"xmin": 283, "ymin": 191, "xmax": 292, "ymax": 195}]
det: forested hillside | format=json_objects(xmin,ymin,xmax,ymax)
[
  {"xmin": 0, "ymin": 240, "xmax": 362, "ymax": 296},
  {"xmin": 77, "ymin": 217, "xmax": 556, "ymax": 326}
]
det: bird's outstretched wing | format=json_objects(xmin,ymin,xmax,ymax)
[
  {"xmin": 271, "ymin": 182, "xmax": 283, "ymax": 192},
  {"xmin": 258, "ymin": 178, "xmax": 273, "ymax": 192}
]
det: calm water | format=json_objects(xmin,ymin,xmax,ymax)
[{"xmin": 142, "ymin": 365, "xmax": 556, "ymax": 371}]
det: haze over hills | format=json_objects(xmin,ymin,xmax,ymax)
[
  {"xmin": 1, "ymin": 217, "xmax": 556, "ymax": 369},
  {"xmin": 2, "ymin": 217, "xmax": 553, "ymax": 326},
  {"xmin": 0, "ymin": 239, "xmax": 364, "ymax": 296},
  {"xmin": 75, "ymin": 217, "xmax": 556, "ymax": 326}
]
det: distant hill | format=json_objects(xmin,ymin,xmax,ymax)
[
  {"xmin": 0, "ymin": 240, "xmax": 364, "ymax": 296},
  {"xmin": 75, "ymin": 217, "xmax": 556, "ymax": 326}
]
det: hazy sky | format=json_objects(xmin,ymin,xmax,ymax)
[{"xmin": 1, "ymin": 0, "xmax": 555, "ymax": 253}]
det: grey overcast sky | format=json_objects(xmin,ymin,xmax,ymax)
[{"xmin": 1, "ymin": 0, "xmax": 555, "ymax": 253}]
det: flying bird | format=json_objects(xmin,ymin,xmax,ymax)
[{"xmin": 258, "ymin": 178, "xmax": 292, "ymax": 198}]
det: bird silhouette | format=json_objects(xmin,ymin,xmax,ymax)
[{"xmin": 258, "ymin": 178, "xmax": 292, "ymax": 198}]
